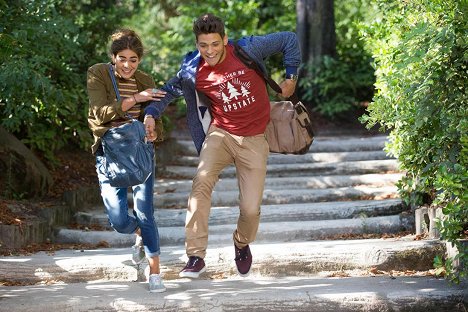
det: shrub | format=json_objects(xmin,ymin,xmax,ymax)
[
  {"xmin": 0, "ymin": 1, "xmax": 137, "ymax": 163},
  {"xmin": 360, "ymin": 0, "xmax": 467, "ymax": 282}
]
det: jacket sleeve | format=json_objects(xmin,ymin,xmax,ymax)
[
  {"xmin": 239, "ymin": 32, "xmax": 302, "ymax": 77},
  {"xmin": 145, "ymin": 50, "xmax": 201, "ymax": 118},
  {"xmin": 144, "ymin": 75, "xmax": 182, "ymax": 118},
  {"xmin": 87, "ymin": 64, "xmax": 127, "ymax": 125}
]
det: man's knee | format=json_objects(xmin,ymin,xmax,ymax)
[
  {"xmin": 239, "ymin": 208, "xmax": 261, "ymax": 219},
  {"xmin": 192, "ymin": 173, "xmax": 217, "ymax": 193}
]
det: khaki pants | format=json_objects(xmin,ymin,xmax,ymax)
[{"xmin": 185, "ymin": 125, "xmax": 269, "ymax": 258}]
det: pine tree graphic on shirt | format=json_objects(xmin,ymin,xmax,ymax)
[
  {"xmin": 240, "ymin": 86, "xmax": 250, "ymax": 97},
  {"xmin": 222, "ymin": 92, "xmax": 231, "ymax": 104},
  {"xmin": 227, "ymin": 82, "xmax": 241, "ymax": 100}
]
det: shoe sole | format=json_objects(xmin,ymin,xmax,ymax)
[
  {"xmin": 179, "ymin": 266, "xmax": 206, "ymax": 278},
  {"xmin": 236, "ymin": 268, "xmax": 251, "ymax": 277}
]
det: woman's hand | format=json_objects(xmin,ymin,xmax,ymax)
[
  {"xmin": 134, "ymin": 88, "xmax": 167, "ymax": 103},
  {"xmin": 144, "ymin": 115, "xmax": 157, "ymax": 142},
  {"xmin": 123, "ymin": 88, "xmax": 167, "ymax": 112}
]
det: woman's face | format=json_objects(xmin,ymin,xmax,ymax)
[{"xmin": 113, "ymin": 49, "xmax": 140, "ymax": 79}]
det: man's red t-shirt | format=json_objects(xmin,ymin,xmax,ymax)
[{"xmin": 195, "ymin": 44, "xmax": 270, "ymax": 136}]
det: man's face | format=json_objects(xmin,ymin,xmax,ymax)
[{"xmin": 196, "ymin": 33, "xmax": 228, "ymax": 67}]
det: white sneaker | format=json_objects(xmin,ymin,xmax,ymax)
[
  {"xmin": 149, "ymin": 274, "xmax": 166, "ymax": 293},
  {"xmin": 131, "ymin": 235, "xmax": 145, "ymax": 265}
]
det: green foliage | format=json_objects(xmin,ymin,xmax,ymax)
[
  {"xmin": 126, "ymin": 0, "xmax": 296, "ymax": 120},
  {"xmin": 300, "ymin": 53, "xmax": 374, "ymax": 117},
  {"xmin": 129, "ymin": 0, "xmax": 295, "ymax": 84},
  {"xmin": 0, "ymin": 0, "xmax": 137, "ymax": 162},
  {"xmin": 360, "ymin": 0, "xmax": 468, "ymax": 282},
  {"xmin": 0, "ymin": 0, "xmax": 297, "ymax": 164},
  {"xmin": 0, "ymin": 1, "xmax": 86, "ymax": 161},
  {"xmin": 299, "ymin": 0, "xmax": 377, "ymax": 118}
]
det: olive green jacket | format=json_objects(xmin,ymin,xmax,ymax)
[{"xmin": 87, "ymin": 63, "xmax": 163, "ymax": 154}]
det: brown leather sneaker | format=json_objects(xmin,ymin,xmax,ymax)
[
  {"xmin": 179, "ymin": 256, "xmax": 206, "ymax": 278},
  {"xmin": 234, "ymin": 244, "xmax": 252, "ymax": 277}
]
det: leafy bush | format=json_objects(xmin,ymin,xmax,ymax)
[
  {"xmin": 0, "ymin": 1, "xmax": 138, "ymax": 163},
  {"xmin": 360, "ymin": 0, "xmax": 467, "ymax": 282},
  {"xmin": 0, "ymin": 1, "xmax": 87, "ymax": 161}
]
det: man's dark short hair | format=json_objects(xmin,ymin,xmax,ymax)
[{"xmin": 193, "ymin": 13, "xmax": 225, "ymax": 40}]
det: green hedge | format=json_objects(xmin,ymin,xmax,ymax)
[{"xmin": 360, "ymin": 0, "xmax": 467, "ymax": 282}]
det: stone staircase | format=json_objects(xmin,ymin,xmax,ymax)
[
  {"xmin": 1, "ymin": 130, "xmax": 465, "ymax": 311},
  {"xmin": 56, "ymin": 132, "xmax": 413, "ymax": 248}
]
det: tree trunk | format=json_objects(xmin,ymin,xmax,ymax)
[{"xmin": 296, "ymin": 0, "xmax": 337, "ymax": 67}]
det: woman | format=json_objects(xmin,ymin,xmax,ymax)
[{"xmin": 87, "ymin": 28, "xmax": 166, "ymax": 293}]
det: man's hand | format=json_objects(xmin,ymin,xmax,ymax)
[
  {"xmin": 144, "ymin": 115, "xmax": 157, "ymax": 142},
  {"xmin": 278, "ymin": 79, "xmax": 297, "ymax": 98}
]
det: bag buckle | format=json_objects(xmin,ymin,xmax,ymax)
[{"xmin": 294, "ymin": 103, "xmax": 315, "ymax": 137}]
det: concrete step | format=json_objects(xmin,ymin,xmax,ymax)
[
  {"xmin": 155, "ymin": 173, "xmax": 403, "ymax": 194},
  {"xmin": 172, "ymin": 150, "xmax": 392, "ymax": 166},
  {"xmin": 1, "ymin": 275, "xmax": 465, "ymax": 312},
  {"xmin": 162, "ymin": 159, "xmax": 399, "ymax": 179},
  {"xmin": 56, "ymin": 212, "xmax": 412, "ymax": 247},
  {"xmin": 76, "ymin": 199, "xmax": 405, "ymax": 229},
  {"xmin": 173, "ymin": 135, "xmax": 389, "ymax": 157},
  {"xmin": 0, "ymin": 238, "xmax": 445, "ymax": 285},
  {"xmin": 155, "ymin": 185, "xmax": 399, "ymax": 209}
]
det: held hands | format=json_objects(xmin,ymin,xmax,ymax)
[
  {"xmin": 278, "ymin": 79, "xmax": 297, "ymax": 98},
  {"xmin": 144, "ymin": 115, "xmax": 157, "ymax": 142},
  {"xmin": 140, "ymin": 89, "xmax": 165, "ymax": 142},
  {"xmin": 134, "ymin": 88, "xmax": 167, "ymax": 103}
]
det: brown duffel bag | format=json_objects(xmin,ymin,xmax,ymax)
[
  {"xmin": 233, "ymin": 42, "xmax": 314, "ymax": 154},
  {"xmin": 266, "ymin": 100, "xmax": 314, "ymax": 154}
]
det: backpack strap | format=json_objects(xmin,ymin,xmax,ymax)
[
  {"xmin": 233, "ymin": 42, "xmax": 313, "ymax": 137},
  {"xmin": 233, "ymin": 41, "xmax": 300, "ymax": 104}
]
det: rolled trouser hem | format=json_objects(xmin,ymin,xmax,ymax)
[{"xmin": 146, "ymin": 251, "xmax": 161, "ymax": 258}]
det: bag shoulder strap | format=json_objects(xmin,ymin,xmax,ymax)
[
  {"xmin": 108, "ymin": 64, "xmax": 121, "ymax": 101},
  {"xmin": 108, "ymin": 64, "xmax": 135, "ymax": 120},
  {"xmin": 233, "ymin": 41, "xmax": 300, "ymax": 104},
  {"xmin": 233, "ymin": 42, "xmax": 282, "ymax": 94}
]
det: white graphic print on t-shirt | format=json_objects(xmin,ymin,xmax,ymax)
[{"xmin": 216, "ymin": 71, "xmax": 256, "ymax": 113}]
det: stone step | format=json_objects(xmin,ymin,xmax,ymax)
[
  {"xmin": 2, "ymin": 275, "xmax": 465, "ymax": 312},
  {"xmin": 76, "ymin": 199, "xmax": 404, "ymax": 229},
  {"xmin": 174, "ymin": 135, "xmax": 389, "ymax": 157},
  {"xmin": 56, "ymin": 213, "xmax": 412, "ymax": 247},
  {"xmin": 172, "ymin": 150, "xmax": 392, "ymax": 166},
  {"xmin": 155, "ymin": 173, "xmax": 403, "ymax": 194},
  {"xmin": 155, "ymin": 185, "xmax": 399, "ymax": 209},
  {"xmin": 162, "ymin": 159, "xmax": 399, "ymax": 179},
  {"xmin": 0, "ymin": 238, "xmax": 444, "ymax": 286}
]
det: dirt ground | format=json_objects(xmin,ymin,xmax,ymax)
[{"xmin": 0, "ymin": 146, "xmax": 97, "ymax": 224}]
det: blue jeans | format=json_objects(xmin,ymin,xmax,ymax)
[{"xmin": 95, "ymin": 149, "xmax": 160, "ymax": 257}]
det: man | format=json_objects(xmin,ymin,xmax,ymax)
[{"xmin": 144, "ymin": 13, "xmax": 301, "ymax": 278}]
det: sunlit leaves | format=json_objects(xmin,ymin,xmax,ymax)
[{"xmin": 360, "ymin": 0, "xmax": 467, "ymax": 282}]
